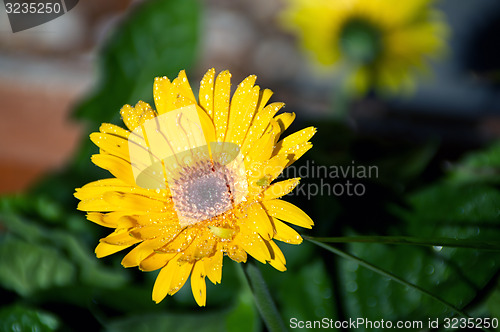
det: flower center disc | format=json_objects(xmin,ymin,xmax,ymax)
[
  {"xmin": 339, "ymin": 18, "xmax": 382, "ymax": 65},
  {"xmin": 170, "ymin": 160, "xmax": 234, "ymax": 227}
]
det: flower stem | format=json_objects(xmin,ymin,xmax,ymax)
[{"xmin": 241, "ymin": 261, "xmax": 287, "ymax": 332}]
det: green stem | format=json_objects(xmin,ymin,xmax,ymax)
[
  {"xmin": 305, "ymin": 235, "xmax": 500, "ymax": 251},
  {"xmin": 241, "ymin": 261, "xmax": 287, "ymax": 332},
  {"xmin": 306, "ymin": 239, "xmax": 475, "ymax": 321}
]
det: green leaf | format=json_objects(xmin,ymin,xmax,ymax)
[
  {"xmin": 274, "ymin": 258, "xmax": 337, "ymax": 331},
  {"xmin": 75, "ymin": 0, "xmax": 199, "ymax": 124},
  {"xmin": 104, "ymin": 311, "xmax": 229, "ymax": 332},
  {"xmin": 448, "ymin": 141, "xmax": 500, "ymax": 184},
  {"xmin": 225, "ymin": 288, "xmax": 260, "ymax": 332},
  {"xmin": 338, "ymin": 183, "xmax": 500, "ymax": 327},
  {"xmin": 0, "ymin": 237, "xmax": 75, "ymax": 296},
  {"xmin": 307, "ymin": 235, "xmax": 500, "ymax": 251},
  {"xmin": 0, "ymin": 305, "xmax": 59, "ymax": 332},
  {"xmin": 308, "ymin": 239, "xmax": 469, "ymax": 318},
  {"xmin": 0, "ymin": 206, "xmax": 128, "ymax": 292},
  {"xmin": 487, "ymin": 280, "xmax": 500, "ymax": 325}
]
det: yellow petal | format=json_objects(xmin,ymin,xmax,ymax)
[
  {"xmin": 285, "ymin": 142, "xmax": 313, "ymax": 167},
  {"xmin": 129, "ymin": 224, "xmax": 176, "ymax": 240},
  {"xmin": 199, "ymin": 68, "xmax": 216, "ymax": 118},
  {"xmin": 204, "ymin": 249, "xmax": 223, "ymax": 284},
  {"xmin": 256, "ymin": 88, "xmax": 274, "ymax": 115},
  {"xmin": 100, "ymin": 123, "xmax": 131, "ymax": 139},
  {"xmin": 267, "ymin": 240, "xmax": 287, "ymax": 272},
  {"xmin": 156, "ymin": 228, "xmax": 195, "ymax": 253},
  {"xmin": 78, "ymin": 178, "xmax": 127, "ymax": 188},
  {"xmin": 78, "ymin": 197, "xmax": 115, "ymax": 212},
  {"xmin": 225, "ymin": 75, "xmax": 258, "ymax": 144},
  {"xmin": 152, "ymin": 258, "xmax": 178, "ymax": 303},
  {"xmin": 95, "ymin": 241, "xmax": 133, "ymax": 258},
  {"xmin": 120, "ymin": 101, "xmax": 156, "ymax": 131},
  {"xmin": 241, "ymin": 102, "xmax": 284, "ymax": 155},
  {"xmin": 168, "ymin": 260, "xmax": 194, "ymax": 296},
  {"xmin": 274, "ymin": 112, "xmax": 295, "ymax": 134},
  {"xmin": 153, "ymin": 76, "xmax": 176, "ymax": 115},
  {"xmin": 115, "ymin": 215, "xmax": 136, "ymax": 228},
  {"xmin": 262, "ymin": 199, "xmax": 314, "ymax": 229},
  {"xmin": 213, "ymin": 70, "xmax": 232, "ymax": 141},
  {"xmin": 226, "ymin": 245, "xmax": 247, "ymax": 263},
  {"xmin": 100, "ymin": 229, "xmax": 141, "ymax": 246},
  {"xmin": 272, "ymin": 217, "xmax": 303, "ymax": 244},
  {"xmin": 172, "ymin": 70, "xmax": 197, "ymax": 103},
  {"xmin": 75, "ymin": 183, "xmax": 167, "ymax": 202},
  {"xmin": 102, "ymin": 191, "xmax": 165, "ymax": 212},
  {"xmin": 132, "ymin": 212, "xmax": 178, "ymax": 226},
  {"xmin": 262, "ymin": 178, "xmax": 300, "ymax": 200},
  {"xmin": 190, "ymin": 261, "xmax": 207, "ymax": 307},
  {"xmin": 242, "ymin": 202, "xmax": 274, "ymax": 241},
  {"xmin": 196, "ymin": 106, "xmax": 216, "ymax": 147},
  {"xmin": 274, "ymin": 126, "xmax": 316, "ymax": 156},
  {"xmin": 246, "ymin": 120, "xmax": 281, "ymax": 164},
  {"xmin": 264, "ymin": 154, "xmax": 290, "ymax": 182},
  {"xmin": 121, "ymin": 238, "xmax": 166, "ymax": 268},
  {"xmin": 177, "ymin": 232, "xmax": 217, "ymax": 262},
  {"xmin": 91, "ymin": 154, "xmax": 135, "ymax": 185},
  {"xmin": 90, "ymin": 132, "xmax": 130, "ymax": 161},
  {"xmin": 225, "ymin": 85, "xmax": 260, "ymax": 146},
  {"xmin": 234, "ymin": 224, "xmax": 272, "ymax": 264},
  {"xmin": 86, "ymin": 211, "xmax": 138, "ymax": 228},
  {"xmin": 86, "ymin": 212, "xmax": 116, "ymax": 228},
  {"xmin": 139, "ymin": 252, "xmax": 177, "ymax": 272},
  {"xmin": 247, "ymin": 154, "xmax": 289, "ymax": 194},
  {"xmin": 105, "ymin": 211, "xmax": 141, "ymax": 227}
]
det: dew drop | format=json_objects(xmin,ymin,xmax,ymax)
[{"xmin": 346, "ymin": 281, "xmax": 358, "ymax": 293}]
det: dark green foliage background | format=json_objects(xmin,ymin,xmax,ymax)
[{"xmin": 0, "ymin": 0, "xmax": 499, "ymax": 331}]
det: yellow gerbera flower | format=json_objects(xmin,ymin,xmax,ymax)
[
  {"xmin": 281, "ymin": 0, "xmax": 447, "ymax": 94},
  {"xmin": 74, "ymin": 69, "xmax": 316, "ymax": 306}
]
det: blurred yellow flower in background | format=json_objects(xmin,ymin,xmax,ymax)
[
  {"xmin": 281, "ymin": 0, "xmax": 448, "ymax": 95},
  {"xmin": 74, "ymin": 69, "xmax": 315, "ymax": 306}
]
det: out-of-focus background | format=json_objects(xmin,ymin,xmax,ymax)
[
  {"xmin": 1, "ymin": 0, "xmax": 500, "ymax": 331},
  {"xmin": 3, "ymin": 0, "xmax": 500, "ymax": 194}
]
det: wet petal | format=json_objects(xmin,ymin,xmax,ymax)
[
  {"xmin": 204, "ymin": 249, "xmax": 223, "ymax": 284},
  {"xmin": 241, "ymin": 102, "xmax": 284, "ymax": 156},
  {"xmin": 91, "ymin": 154, "xmax": 135, "ymax": 185},
  {"xmin": 199, "ymin": 68, "xmax": 215, "ymax": 118},
  {"xmin": 190, "ymin": 261, "xmax": 207, "ymax": 306},
  {"xmin": 272, "ymin": 217, "xmax": 303, "ymax": 244},
  {"xmin": 213, "ymin": 70, "xmax": 232, "ymax": 141},
  {"xmin": 267, "ymin": 240, "xmax": 287, "ymax": 272},
  {"xmin": 262, "ymin": 178, "xmax": 300, "ymax": 200},
  {"xmin": 95, "ymin": 241, "xmax": 134, "ymax": 258},
  {"xmin": 139, "ymin": 252, "xmax": 177, "ymax": 272},
  {"xmin": 120, "ymin": 101, "xmax": 156, "ymax": 131},
  {"xmin": 273, "ymin": 126, "xmax": 316, "ymax": 156},
  {"xmin": 152, "ymin": 258, "xmax": 178, "ymax": 303},
  {"xmin": 262, "ymin": 199, "xmax": 314, "ymax": 229}
]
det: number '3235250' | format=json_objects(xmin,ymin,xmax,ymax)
[{"xmin": 5, "ymin": 2, "xmax": 61, "ymax": 14}]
